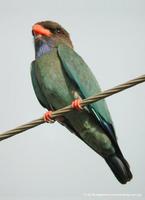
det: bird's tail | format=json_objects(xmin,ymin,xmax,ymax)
[{"xmin": 105, "ymin": 154, "xmax": 133, "ymax": 184}]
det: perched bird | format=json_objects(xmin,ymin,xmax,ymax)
[{"xmin": 31, "ymin": 21, "xmax": 132, "ymax": 184}]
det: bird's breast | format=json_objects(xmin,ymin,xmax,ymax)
[{"xmin": 34, "ymin": 48, "xmax": 76, "ymax": 108}]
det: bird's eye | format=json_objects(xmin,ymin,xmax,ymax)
[{"xmin": 55, "ymin": 28, "xmax": 61, "ymax": 33}]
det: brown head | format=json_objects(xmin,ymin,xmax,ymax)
[{"xmin": 32, "ymin": 21, "xmax": 73, "ymax": 49}]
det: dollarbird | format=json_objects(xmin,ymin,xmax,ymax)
[{"xmin": 31, "ymin": 21, "xmax": 132, "ymax": 184}]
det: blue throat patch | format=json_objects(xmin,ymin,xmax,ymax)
[{"xmin": 35, "ymin": 39, "xmax": 53, "ymax": 59}]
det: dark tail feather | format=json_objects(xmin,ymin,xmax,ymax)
[{"xmin": 105, "ymin": 155, "xmax": 133, "ymax": 184}]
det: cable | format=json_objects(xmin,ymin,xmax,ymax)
[{"xmin": 0, "ymin": 74, "xmax": 145, "ymax": 141}]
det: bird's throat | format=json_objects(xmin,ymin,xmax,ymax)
[{"xmin": 34, "ymin": 39, "xmax": 53, "ymax": 59}]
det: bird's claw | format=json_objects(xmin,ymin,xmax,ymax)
[
  {"xmin": 44, "ymin": 111, "xmax": 55, "ymax": 123},
  {"xmin": 71, "ymin": 99, "xmax": 83, "ymax": 111}
]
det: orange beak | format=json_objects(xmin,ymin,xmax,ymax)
[{"xmin": 32, "ymin": 24, "xmax": 52, "ymax": 37}]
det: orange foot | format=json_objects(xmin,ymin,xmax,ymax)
[
  {"xmin": 71, "ymin": 99, "xmax": 83, "ymax": 111},
  {"xmin": 43, "ymin": 111, "xmax": 55, "ymax": 123}
]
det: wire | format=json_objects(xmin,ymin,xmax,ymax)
[{"xmin": 0, "ymin": 74, "xmax": 145, "ymax": 141}]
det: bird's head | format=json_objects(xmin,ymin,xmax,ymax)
[{"xmin": 32, "ymin": 21, "xmax": 73, "ymax": 49}]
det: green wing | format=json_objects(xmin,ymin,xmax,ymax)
[
  {"xmin": 58, "ymin": 44, "xmax": 117, "ymax": 140},
  {"xmin": 31, "ymin": 61, "xmax": 53, "ymax": 110}
]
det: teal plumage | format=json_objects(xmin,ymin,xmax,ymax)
[{"xmin": 31, "ymin": 21, "xmax": 132, "ymax": 184}]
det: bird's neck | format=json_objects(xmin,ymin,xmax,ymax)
[
  {"xmin": 34, "ymin": 37, "xmax": 73, "ymax": 59},
  {"xmin": 34, "ymin": 39, "xmax": 54, "ymax": 59}
]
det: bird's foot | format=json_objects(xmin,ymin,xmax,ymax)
[
  {"xmin": 71, "ymin": 99, "xmax": 83, "ymax": 111},
  {"xmin": 43, "ymin": 111, "xmax": 55, "ymax": 123}
]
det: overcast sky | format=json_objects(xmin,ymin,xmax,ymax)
[{"xmin": 0, "ymin": 0, "xmax": 145, "ymax": 199}]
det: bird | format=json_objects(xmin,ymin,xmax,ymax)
[{"xmin": 31, "ymin": 20, "xmax": 132, "ymax": 184}]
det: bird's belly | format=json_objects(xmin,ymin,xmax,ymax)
[{"xmin": 65, "ymin": 111, "xmax": 115, "ymax": 156}]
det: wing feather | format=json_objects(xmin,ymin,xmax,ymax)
[{"xmin": 58, "ymin": 44, "xmax": 117, "ymax": 141}]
